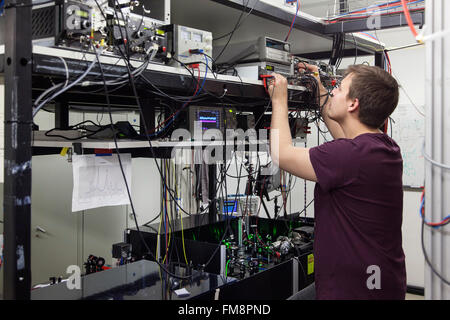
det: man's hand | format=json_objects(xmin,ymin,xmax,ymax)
[
  {"xmin": 297, "ymin": 62, "xmax": 345, "ymax": 140},
  {"xmin": 297, "ymin": 62, "xmax": 327, "ymax": 96},
  {"xmin": 267, "ymin": 73, "xmax": 288, "ymax": 104}
]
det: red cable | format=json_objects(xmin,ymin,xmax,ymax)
[
  {"xmin": 285, "ymin": 0, "xmax": 300, "ymax": 42},
  {"xmin": 385, "ymin": 52, "xmax": 392, "ymax": 75},
  {"xmin": 400, "ymin": 0, "xmax": 419, "ymax": 38},
  {"xmin": 420, "ymin": 189, "xmax": 450, "ymax": 227}
]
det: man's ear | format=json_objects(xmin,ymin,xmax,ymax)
[{"xmin": 348, "ymin": 98, "xmax": 359, "ymax": 113}]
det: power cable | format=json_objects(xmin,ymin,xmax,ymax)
[{"xmin": 94, "ymin": 44, "xmax": 193, "ymax": 280}]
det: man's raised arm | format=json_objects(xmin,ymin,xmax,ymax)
[{"xmin": 268, "ymin": 74, "xmax": 317, "ymax": 182}]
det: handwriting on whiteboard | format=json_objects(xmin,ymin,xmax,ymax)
[{"xmin": 391, "ymin": 104, "xmax": 425, "ymax": 187}]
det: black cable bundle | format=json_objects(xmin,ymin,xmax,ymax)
[{"xmin": 329, "ymin": 33, "xmax": 345, "ymax": 69}]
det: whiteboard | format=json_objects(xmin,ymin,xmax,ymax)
[{"xmin": 390, "ymin": 104, "xmax": 425, "ymax": 188}]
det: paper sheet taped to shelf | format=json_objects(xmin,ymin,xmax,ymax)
[{"xmin": 72, "ymin": 154, "xmax": 132, "ymax": 212}]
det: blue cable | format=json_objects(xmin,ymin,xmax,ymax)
[
  {"xmin": 192, "ymin": 53, "xmax": 208, "ymax": 96},
  {"xmin": 285, "ymin": 0, "xmax": 299, "ymax": 41},
  {"xmin": 148, "ymin": 54, "xmax": 209, "ymax": 137},
  {"xmin": 419, "ymin": 196, "xmax": 450, "ymax": 229},
  {"xmin": 358, "ymin": 32, "xmax": 378, "ymax": 40}
]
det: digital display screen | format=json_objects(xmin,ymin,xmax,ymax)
[
  {"xmin": 181, "ymin": 30, "xmax": 191, "ymax": 40},
  {"xmin": 192, "ymin": 33, "xmax": 203, "ymax": 42},
  {"xmin": 76, "ymin": 10, "xmax": 89, "ymax": 18},
  {"xmin": 196, "ymin": 110, "xmax": 221, "ymax": 131},
  {"xmin": 266, "ymin": 38, "xmax": 288, "ymax": 51},
  {"xmin": 223, "ymin": 200, "xmax": 238, "ymax": 214}
]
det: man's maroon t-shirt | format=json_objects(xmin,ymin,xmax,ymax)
[{"xmin": 309, "ymin": 133, "xmax": 406, "ymax": 300}]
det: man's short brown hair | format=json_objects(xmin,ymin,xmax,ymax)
[{"xmin": 344, "ymin": 65, "xmax": 399, "ymax": 129}]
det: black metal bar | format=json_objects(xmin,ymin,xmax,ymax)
[
  {"xmin": 3, "ymin": 0, "xmax": 33, "ymax": 300},
  {"xmin": 374, "ymin": 51, "xmax": 386, "ymax": 69},
  {"xmin": 139, "ymin": 96, "xmax": 155, "ymax": 135},
  {"xmin": 296, "ymin": 48, "xmax": 373, "ymax": 60},
  {"xmin": 27, "ymin": 53, "xmax": 314, "ymax": 108},
  {"xmin": 31, "ymin": 53, "xmax": 267, "ymax": 99},
  {"xmin": 324, "ymin": 10, "xmax": 425, "ymax": 34},
  {"xmin": 55, "ymin": 99, "xmax": 69, "ymax": 129}
]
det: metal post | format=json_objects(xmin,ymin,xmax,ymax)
[
  {"xmin": 3, "ymin": 0, "xmax": 33, "ymax": 300},
  {"xmin": 139, "ymin": 97, "xmax": 155, "ymax": 136},
  {"xmin": 55, "ymin": 100, "xmax": 69, "ymax": 129},
  {"xmin": 424, "ymin": 0, "xmax": 450, "ymax": 299},
  {"xmin": 374, "ymin": 51, "xmax": 386, "ymax": 69}
]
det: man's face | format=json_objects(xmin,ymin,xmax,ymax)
[{"xmin": 328, "ymin": 74, "xmax": 355, "ymax": 122}]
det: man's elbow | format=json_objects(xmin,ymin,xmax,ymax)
[{"xmin": 271, "ymin": 147, "xmax": 290, "ymax": 171}]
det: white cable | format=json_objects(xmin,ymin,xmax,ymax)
[
  {"xmin": 81, "ymin": 61, "xmax": 147, "ymax": 86},
  {"xmin": 81, "ymin": 47, "xmax": 156, "ymax": 87},
  {"xmin": 422, "ymin": 142, "xmax": 450, "ymax": 170},
  {"xmin": 34, "ymin": 82, "xmax": 64, "ymax": 107},
  {"xmin": 417, "ymin": 29, "xmax": 450, "ymax": 43},
  {"xmin": 34, "ymin": 57, "xmax": 70, "ymax": 107},
  {"xmin": 422, "ymin": 147, "xmax": 450, "ymax": 170},
  {"xmin": 33, "ymin": 49, "xmax": 104, "ymax": 118},
  {"xmin": 399, "ymin": 85, "xmax": 425, "ymax": 117},
  {"xmin": 58, "ymin": 56, "xmax": 69, "ymax": 88}
]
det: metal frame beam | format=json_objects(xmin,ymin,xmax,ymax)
[
  {"xmin": 296, "ymin": 48, "xmax": 374, "ymax": 60},
  {"xmin": 2, "ymin": 0, "xmax": 33, "ymax": 300},
  {"xmin": 324, "ymin": 10, "xmax": 425, "ymax": 34}
]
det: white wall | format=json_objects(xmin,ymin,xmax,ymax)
[{"xmin": 373, "ymin": 27, "xmax": 426, "ymax": 288}]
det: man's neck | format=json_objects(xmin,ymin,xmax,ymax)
[{"xmin": 341, "ymin": 121, "xmax": 382, "ymax": 139}]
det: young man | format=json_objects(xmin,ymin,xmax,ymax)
[{"xmin": 269, "ymin": 64, "xmax": 406, "ymax": 300}]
